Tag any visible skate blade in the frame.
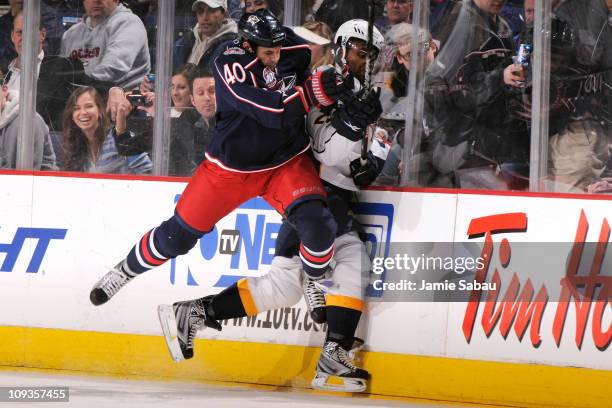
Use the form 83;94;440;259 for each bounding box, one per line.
311;373;366;393
157;304;185;362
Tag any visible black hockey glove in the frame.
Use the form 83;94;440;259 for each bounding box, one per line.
331;88;383;141
350;151;385;188
303;67;350;107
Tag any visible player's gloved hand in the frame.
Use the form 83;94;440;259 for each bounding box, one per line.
303;67;349;107
331;87;383;141
350;152;384;188
349;132;390;188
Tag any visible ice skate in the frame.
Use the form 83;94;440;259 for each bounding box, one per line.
90;263;134;306
302;276;327;324
311;340;369;392
158;296;222;361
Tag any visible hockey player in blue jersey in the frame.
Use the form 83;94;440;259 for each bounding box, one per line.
89;10;350;312
157;19;388;393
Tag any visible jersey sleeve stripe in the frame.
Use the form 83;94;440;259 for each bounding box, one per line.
215;61;285;114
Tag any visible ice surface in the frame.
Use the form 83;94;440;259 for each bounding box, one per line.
0;369;480;408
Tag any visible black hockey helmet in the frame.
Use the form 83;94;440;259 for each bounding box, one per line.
238;9;285;48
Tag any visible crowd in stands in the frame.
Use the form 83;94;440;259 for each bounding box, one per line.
0;0;610;193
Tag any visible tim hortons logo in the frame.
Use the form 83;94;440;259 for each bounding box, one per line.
462;211;611;351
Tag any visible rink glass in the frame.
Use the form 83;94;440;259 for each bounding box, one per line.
11;0;612;195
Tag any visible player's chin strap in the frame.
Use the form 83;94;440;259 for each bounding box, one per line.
361;0;377;164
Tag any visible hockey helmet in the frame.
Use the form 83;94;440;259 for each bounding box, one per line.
238;9;285;48
334;19;385;55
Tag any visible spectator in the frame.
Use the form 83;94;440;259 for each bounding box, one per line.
170;63;199;117
5;10;86;139
385;0;412;26
378;0;414;70
0;0;22;75
187;67;216;164
523;0;534;26
60;0;151;90
429;0;462;50
115;67;215;176
305;0;371;32
242;0;283;20
62;86;152;173
3;11;48;95
425;0;528;189
379;23;439;186
0;12;58;171
381;22;438;116
292;21;333;70
0;87;56;170
544;2;612;192
174;0;238;71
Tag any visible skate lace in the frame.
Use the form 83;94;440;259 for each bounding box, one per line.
100;268;130;297
187;301;206;348
304;278;326;310
337;347;358;371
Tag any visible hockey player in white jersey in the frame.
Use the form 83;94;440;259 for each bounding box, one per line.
303;18;387;392
158;19;387;393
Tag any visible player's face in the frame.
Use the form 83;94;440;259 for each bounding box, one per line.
257;46;281;69
83;0;119;20
72;91;101;134
245;0;267;13
171;74;192;109
387;0;412;24
345;39;369;82
196;4;225;37
191;77;216;121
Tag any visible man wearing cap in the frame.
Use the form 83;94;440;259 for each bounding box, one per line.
60;0;150;90
174;0;238;70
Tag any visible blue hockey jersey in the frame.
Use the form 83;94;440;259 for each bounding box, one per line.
205;28;313;172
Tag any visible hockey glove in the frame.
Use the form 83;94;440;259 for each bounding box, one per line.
349;135;390;188
331;88;383;141
303;67;349;107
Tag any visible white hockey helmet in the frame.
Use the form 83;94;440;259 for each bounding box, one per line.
334;19;385;55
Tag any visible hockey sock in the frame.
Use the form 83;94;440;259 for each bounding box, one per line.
206;283;248;320
326;306;362;350
124;227;170;275
288;200;337;279
124;216;201;275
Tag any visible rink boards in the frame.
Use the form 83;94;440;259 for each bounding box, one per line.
0;171;610;408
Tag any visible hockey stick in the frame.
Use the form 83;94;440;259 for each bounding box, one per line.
361;0;377;162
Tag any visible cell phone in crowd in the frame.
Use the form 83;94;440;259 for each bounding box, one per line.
127;94;147;107
147;73;156;85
